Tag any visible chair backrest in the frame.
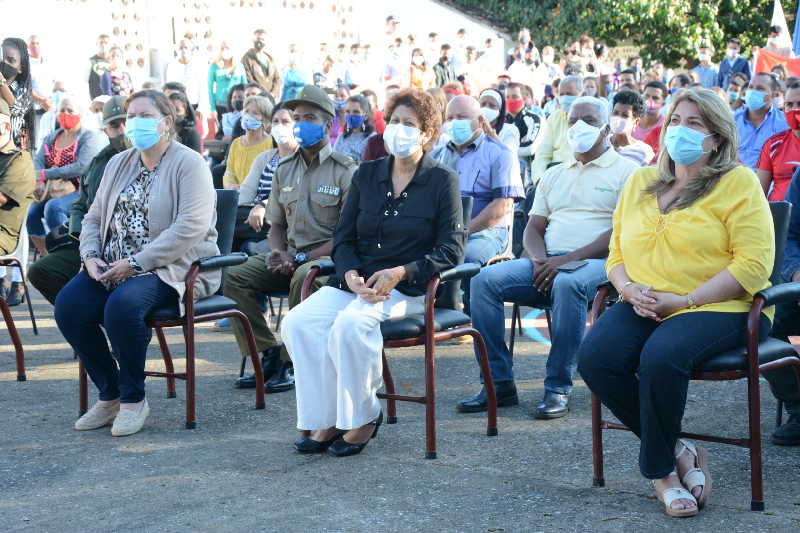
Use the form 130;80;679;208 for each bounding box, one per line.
435;196;473;310
769;201;791;285
215;189;239;256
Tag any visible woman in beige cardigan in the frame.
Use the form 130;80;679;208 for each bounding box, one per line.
54;90;219;437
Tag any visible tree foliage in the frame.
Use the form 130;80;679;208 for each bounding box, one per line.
447;0;781;67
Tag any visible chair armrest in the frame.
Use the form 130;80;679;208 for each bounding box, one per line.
756;282;800;307
311;260;336;277
196;252;248;272
439;262;481;283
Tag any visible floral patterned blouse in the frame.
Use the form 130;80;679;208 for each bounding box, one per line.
8;80;32;149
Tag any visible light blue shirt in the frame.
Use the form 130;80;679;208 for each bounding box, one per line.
734;106;789;169
693;64;718;88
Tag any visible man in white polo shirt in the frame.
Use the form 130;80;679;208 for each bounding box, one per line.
457;96;638;419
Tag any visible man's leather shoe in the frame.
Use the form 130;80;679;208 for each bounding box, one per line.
533;391;570;419
457;382;518;413
265;361;295;393
234;345;283;389
772;414;800;446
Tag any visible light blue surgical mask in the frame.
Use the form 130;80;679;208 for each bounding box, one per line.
241;114;263;131
665;125;712;166
446;119;476;146
293;121;326;147
558;94;577;113
125;116;163;151
744;89;767;111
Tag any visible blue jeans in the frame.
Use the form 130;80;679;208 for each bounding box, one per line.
462;226;508;315
470;257;607;394
54;271;178;403
26;191;79;237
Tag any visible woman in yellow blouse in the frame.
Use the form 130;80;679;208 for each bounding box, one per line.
223;95;273;189
577;89;774;518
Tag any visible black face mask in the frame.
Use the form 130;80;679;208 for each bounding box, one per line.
108;134;131;152
232;99;244;111
253;41;265;52
0;61;18;80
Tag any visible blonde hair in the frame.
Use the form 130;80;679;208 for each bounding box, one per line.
644;88;739;210
243;95;273;122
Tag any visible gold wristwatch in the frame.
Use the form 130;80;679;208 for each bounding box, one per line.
686;293;697;309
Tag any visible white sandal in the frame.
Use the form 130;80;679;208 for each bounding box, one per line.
653;475;699;518
675;439;712;509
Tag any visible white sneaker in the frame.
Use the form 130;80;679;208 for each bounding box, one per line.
111;400;150;437
74;401;120;431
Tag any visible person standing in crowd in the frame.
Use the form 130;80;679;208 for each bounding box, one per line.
242;29;282;102
693;45;718;89
531;75;583;183
727;72;748;111
27;35;52;115
56;90;219;438
505;82;542;187
281;58;308;102
717;38;751;89
0;99;35;301
577;88;774;517
333;95;374;163
432;95;523;314
100;46;133;97
223;95;273;190
1;37;35;151
765;25;793;58
609;90;655;166
88;34;111;100
28;96;129;305
632;81;667;141
735;72;788;169
460;96;637;417
283;88;463;457
409;48;434;90
223;85;356;392
168;91;201;153
207;41;247;124
433;45;456;88
756;81;800;200
28;97;102;260
164;39;207;118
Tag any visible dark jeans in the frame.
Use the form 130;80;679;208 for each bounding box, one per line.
765;302;800;416
54;271;178;403
577;302;770;479
28;246;81;305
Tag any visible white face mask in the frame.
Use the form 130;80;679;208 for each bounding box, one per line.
480;106;500;123
609;116;629;135
271;124;295;145
725;48;738;58
412;55;424;66
698;53;710;62
383;123;422;159
567;119;604;153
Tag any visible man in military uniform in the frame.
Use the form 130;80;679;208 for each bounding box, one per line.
225;85;356;392
0;99;35;299
241;29;282;102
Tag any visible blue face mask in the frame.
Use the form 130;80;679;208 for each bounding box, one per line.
446;119;476;146
744;89;767;110
125;117;163;151
727;90;740;103
334;99;346;113
345;114;365;130
241;114;263;131
558;94;577;113
293;121;326;147
665;125;711;166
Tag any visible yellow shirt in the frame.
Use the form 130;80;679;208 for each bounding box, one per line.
531;109;572;184
607;165;775;320
223;136;273;186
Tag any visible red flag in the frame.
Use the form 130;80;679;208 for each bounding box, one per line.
754;47;800;76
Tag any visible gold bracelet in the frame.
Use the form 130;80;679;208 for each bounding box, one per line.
686;293;697;309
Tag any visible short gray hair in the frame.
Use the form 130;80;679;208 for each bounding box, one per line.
569;96;609;126
560;75;584;93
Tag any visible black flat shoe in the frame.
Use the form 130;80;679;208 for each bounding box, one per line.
328;411;383;457
773;415;800;446
5;282;24;307
265;361;295;393
294;432;344;454
532;391;570;419
457;382;518;413
234;345;283;389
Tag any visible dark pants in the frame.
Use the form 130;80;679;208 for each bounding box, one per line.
54;271;178;403
27;246;81;305
764;302;800;416
211;163;226;190
577;302;770;479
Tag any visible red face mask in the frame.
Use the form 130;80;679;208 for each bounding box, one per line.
506;98;525;114
786;109;800;131
57;112;80;130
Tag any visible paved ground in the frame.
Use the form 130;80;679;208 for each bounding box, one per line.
2;288;800;533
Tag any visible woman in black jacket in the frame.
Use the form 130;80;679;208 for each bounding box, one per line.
168;91;201;153
282;89;464;457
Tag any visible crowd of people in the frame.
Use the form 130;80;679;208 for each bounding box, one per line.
2;17;800;519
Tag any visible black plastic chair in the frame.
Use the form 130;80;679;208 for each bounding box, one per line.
78;189;265;428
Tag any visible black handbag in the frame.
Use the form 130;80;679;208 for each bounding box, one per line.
45;223;79;253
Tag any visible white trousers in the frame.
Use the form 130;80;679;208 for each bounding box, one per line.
282;286;425;430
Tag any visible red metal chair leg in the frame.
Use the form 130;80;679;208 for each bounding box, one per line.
381;350;397;424
154;326;177;398
6;259;38;336
183;324;197;429
234;312;265;410
1;296;25;381
424;335;437;459
591;394;605;487
471;329;498;437
78;359;88;416
746;372;765;511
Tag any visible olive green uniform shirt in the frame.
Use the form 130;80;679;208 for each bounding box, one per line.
0;143;35;255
